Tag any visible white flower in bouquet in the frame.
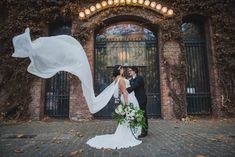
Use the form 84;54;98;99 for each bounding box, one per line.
115;105;125;115
129;116;135;120
113;102;146;133
130;110;135;117
136;117;142;122
124;106;131;113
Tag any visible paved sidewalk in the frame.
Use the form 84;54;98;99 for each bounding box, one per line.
0;118;235;157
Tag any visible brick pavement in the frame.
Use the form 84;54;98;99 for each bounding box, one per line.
0;118;235;157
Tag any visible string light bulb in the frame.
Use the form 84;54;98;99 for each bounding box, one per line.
79;12;85;18
84;9;91;15
114;0;119;4
90;6;96;12
144;0;150;6
126;0;131;4
108;0;113;5
101;1;108;7
96;3;102;9
132;0;137;3
156;4;162;10
167;9;173;16
150;2;156;8
120;0;125;4
138;0;144;4
161;7;167;13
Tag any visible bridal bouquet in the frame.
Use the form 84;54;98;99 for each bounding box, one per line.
113;103;146;131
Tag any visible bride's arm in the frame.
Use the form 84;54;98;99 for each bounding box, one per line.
119;79;129;105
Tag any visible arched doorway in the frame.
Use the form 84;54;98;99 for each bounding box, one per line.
44;18;71;118
94;21;161;118
182;16;212;114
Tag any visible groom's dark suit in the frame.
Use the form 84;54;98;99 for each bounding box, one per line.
126;75;148;136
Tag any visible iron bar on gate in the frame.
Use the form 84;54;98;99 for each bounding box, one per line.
184;39;211;114
94;38;161;118
44;72;70;117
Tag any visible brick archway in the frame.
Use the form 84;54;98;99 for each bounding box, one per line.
93;19;161;118
72;10;186;120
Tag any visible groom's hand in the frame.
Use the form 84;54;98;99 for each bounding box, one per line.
126;87;133;93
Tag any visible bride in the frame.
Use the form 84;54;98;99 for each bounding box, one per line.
12;28;142;149
86;65;142;149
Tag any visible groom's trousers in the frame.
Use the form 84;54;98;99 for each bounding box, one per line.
140;103;148;135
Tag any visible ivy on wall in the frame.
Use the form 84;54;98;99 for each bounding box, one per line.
0;0;234;120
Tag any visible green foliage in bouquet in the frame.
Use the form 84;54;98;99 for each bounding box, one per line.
112;102;146;131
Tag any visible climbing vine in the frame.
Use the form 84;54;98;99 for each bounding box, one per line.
0;0;234;120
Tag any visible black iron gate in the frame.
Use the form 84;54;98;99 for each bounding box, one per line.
45;72;70;117
185;39;211;114
44;21;71;117
94;38;161;118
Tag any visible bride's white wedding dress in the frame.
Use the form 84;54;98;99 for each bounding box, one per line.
12;28;142;149
86;79;142;149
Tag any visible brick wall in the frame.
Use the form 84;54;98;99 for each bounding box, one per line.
69;28;94;120
29;79;43;120
161;41;186;119
26;1;233;120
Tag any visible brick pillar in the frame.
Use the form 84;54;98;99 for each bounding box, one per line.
69;77;92;121
29;78;44;120
206;19;224;117
69;28;94;120
160;41;186;119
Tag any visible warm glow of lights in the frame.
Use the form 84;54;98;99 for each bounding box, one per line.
85;9;91;15
101;1;108;7
96;3;102;9
108;0;113;5
132;0;137;3
161;6;167;13
90;6;96;12
118;51;129;63
156;4;162;10
79;0;174;19
79;12;85;18
150;2;156;8
167;9;173;16
120;0;125;3
114;0;119;4
138;0;144;4
144;0;150;6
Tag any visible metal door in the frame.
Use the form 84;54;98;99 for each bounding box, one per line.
182;22;211;114
94;23;161;118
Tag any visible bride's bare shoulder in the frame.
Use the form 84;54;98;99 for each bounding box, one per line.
115;76;125;83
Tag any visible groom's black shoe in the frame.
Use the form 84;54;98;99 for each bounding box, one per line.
138;133;147;138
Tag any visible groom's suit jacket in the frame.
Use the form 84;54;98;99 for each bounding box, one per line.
126;75;147;108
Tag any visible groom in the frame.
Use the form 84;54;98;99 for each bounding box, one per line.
126;66;148;138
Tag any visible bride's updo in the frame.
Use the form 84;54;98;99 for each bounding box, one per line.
113;65;122;77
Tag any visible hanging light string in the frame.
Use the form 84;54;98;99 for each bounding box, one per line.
79;0;174;20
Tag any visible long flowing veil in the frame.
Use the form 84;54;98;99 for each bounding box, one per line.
12;28;119;113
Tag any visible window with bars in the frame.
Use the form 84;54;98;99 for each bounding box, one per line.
182;18;212;114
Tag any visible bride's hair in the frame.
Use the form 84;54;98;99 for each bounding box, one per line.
113;65;122;77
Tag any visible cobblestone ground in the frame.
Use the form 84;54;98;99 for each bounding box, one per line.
0;118;235;157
